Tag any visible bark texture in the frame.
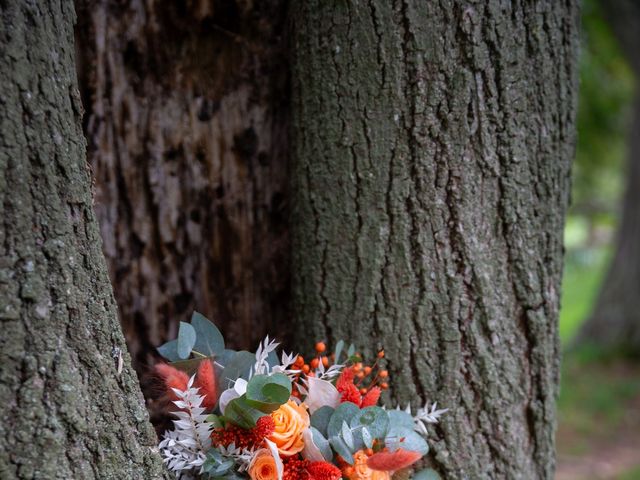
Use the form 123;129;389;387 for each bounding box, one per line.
74;0;289;373
578;0;640;353
0;1;165;477
291;2;578;479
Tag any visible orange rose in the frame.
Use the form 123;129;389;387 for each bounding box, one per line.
268;400;310;456
249;449;279;480
344;450;391;480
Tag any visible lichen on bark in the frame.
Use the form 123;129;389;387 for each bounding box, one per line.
0;1;166;477
290;1;579;478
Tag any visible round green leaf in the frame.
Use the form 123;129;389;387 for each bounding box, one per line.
350;406;389;439
387;409;415;430
177;321;196;359
310;427;333;461
327;402;359;438
311;406;334;437
192;312;225;356
413;469;442;480
223;394;265;429
329;435;354;464
246;373;292;412
218;349;237;367
346;406;389;451
385;427;429;455
220;351;255;389
157;339;180;361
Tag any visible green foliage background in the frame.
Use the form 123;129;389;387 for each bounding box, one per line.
560;0;635;342
557;2;639;477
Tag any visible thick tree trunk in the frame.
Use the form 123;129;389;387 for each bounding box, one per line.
290;2;579;479
578;0;640;353
74;0;289;375
0;1;165;477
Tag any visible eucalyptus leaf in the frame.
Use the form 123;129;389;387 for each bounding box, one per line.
334;340;344;362
192;312;225;356
341;420;354;449
327;402;359;438
157;339;180;361
413;469;442;480
329;435;354;464
385;427;429;455
387;409;416;430
350;406;389;440
347;344;355;357
177;321;196;359
311;406;334;437
310;427;333;461
362;426;373;449
220;351;255;389
218;349;237;367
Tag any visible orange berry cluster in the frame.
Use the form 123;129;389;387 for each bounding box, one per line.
352;349;388;393
291;342;330;397
291;343;390;398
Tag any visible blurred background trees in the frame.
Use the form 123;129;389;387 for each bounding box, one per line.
575;0;640;354
559;0;635;342
557;1;640;478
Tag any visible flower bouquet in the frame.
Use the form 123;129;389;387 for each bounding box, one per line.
154;312;446;480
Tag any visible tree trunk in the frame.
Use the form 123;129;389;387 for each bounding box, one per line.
577;0;640;353
290;2;579;479
73;0;290;376
0;1;165;477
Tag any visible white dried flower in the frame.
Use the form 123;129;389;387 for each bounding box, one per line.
414;402;448;436
315;362;343;380
252;336;280;376
159;376;213;478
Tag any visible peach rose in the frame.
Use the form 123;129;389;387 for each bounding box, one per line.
249;449;279;480
344;450;391;480
268;400;310;456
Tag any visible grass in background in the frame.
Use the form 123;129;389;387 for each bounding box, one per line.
557;217;640;478
558;354;640;452
560;216;612;343
618;467;640;480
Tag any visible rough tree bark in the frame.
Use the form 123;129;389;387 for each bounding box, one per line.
577;0;640;353
290;2;578;479
0;1;165;477
74;0;290;375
